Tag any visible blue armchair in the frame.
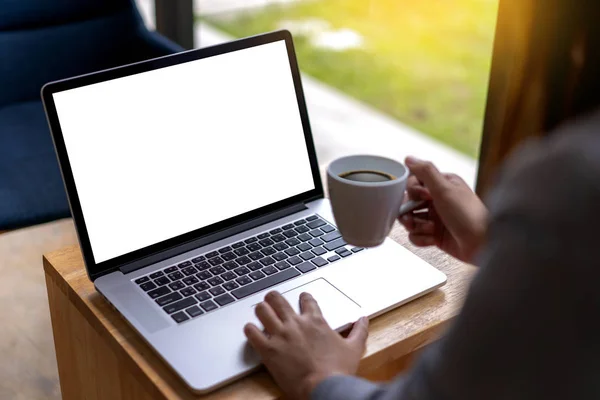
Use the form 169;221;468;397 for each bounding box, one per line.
0;0;183;230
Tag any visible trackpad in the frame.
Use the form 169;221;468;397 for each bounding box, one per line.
281;279;363;331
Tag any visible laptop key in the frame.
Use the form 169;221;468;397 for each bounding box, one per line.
309;238;324;247
297;262;317;273
222;252;236;261
156;292;183;306
324;238;347;252
249;271;266;281
297;243;312;252
312;247;327;256
327;255;341;262
282;223;294;230
274;242;288;251
275;261;291;270
168;271;184;281
321;231;342;242
272;234;286;243
186;306;204;318
182;266;198;276
306;215;318;221
197;271;212;280
269;228;282;234
224;261;238;271
222;281;239;291
249;251;265;261
312;257;328;267
164;266;178;274
234;247;250;256
209;266;226;275
208;277;224;286
182;276;199;286
321;225;335;233
148;286;171;299
140;281;157;291
191;256;205;263
169;281;185;291
309;229;324;237
236;276;252;286
244;237;258;244
163;297;197;314
231;268;301;299
154;276;170;286
195;291;211;302
307;219;326;229
352;247;365;253
149;271;164;279
336;247;348;255
206;251;219;258
236;256;251;265
298;233;312;242
257;233;270;240
135;276;149;284
172;311;189;323
200;300;218;312
288;256;303;265
234;266;251;276
181;287;197;297
219;246;232;254
259;238;274;247
285;237;301;246
221;271;237;281
214;293;235;306
283;229;298;238
295;225;310;234
209;286;225;296
195;261;211;271
273;252;288;261
209;256;224;266
261;247;276;256
262;266;278;275
177;261;192;268
340;250;352;258
232;241;245;249
248;262;262;271
193;282;210;292
260;257;276;266
294;219;306;226
247;243;262;252
300;252;315;261
285;247;300;256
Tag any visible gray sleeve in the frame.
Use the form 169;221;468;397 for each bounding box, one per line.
313;114;600;400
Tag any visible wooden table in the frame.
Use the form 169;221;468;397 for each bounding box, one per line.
43;221;476;399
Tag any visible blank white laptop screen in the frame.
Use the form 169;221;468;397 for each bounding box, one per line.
52;40;315;263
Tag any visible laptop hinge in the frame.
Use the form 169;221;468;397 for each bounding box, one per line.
119;202;308;275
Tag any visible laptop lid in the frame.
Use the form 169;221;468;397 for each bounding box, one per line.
42;30;323;281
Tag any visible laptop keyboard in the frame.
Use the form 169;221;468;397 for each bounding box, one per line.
132;215;365;324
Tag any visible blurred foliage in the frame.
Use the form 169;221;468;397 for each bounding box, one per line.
205;0;499;157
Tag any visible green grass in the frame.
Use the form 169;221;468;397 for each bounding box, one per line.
203;0;498;158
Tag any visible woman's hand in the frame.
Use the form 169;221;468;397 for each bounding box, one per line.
400;157;488;263
244;291;369;400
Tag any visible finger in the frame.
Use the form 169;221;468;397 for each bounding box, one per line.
408;233;436;247
346;317;369;352
244;323;270;352
265;291;296;321
255;302;284;334
299;292;323;317
411;219;435;235
399;213;431;230
405;157;448;196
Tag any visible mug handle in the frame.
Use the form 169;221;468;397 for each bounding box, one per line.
399;200;427;217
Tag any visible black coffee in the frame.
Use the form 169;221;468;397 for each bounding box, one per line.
339;170;396;183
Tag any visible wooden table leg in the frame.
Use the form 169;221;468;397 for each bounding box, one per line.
45;272;153;400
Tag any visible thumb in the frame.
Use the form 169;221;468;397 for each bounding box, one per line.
405;157;447;195
347;317;369;352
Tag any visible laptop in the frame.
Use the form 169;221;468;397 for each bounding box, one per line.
41;30;447;393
